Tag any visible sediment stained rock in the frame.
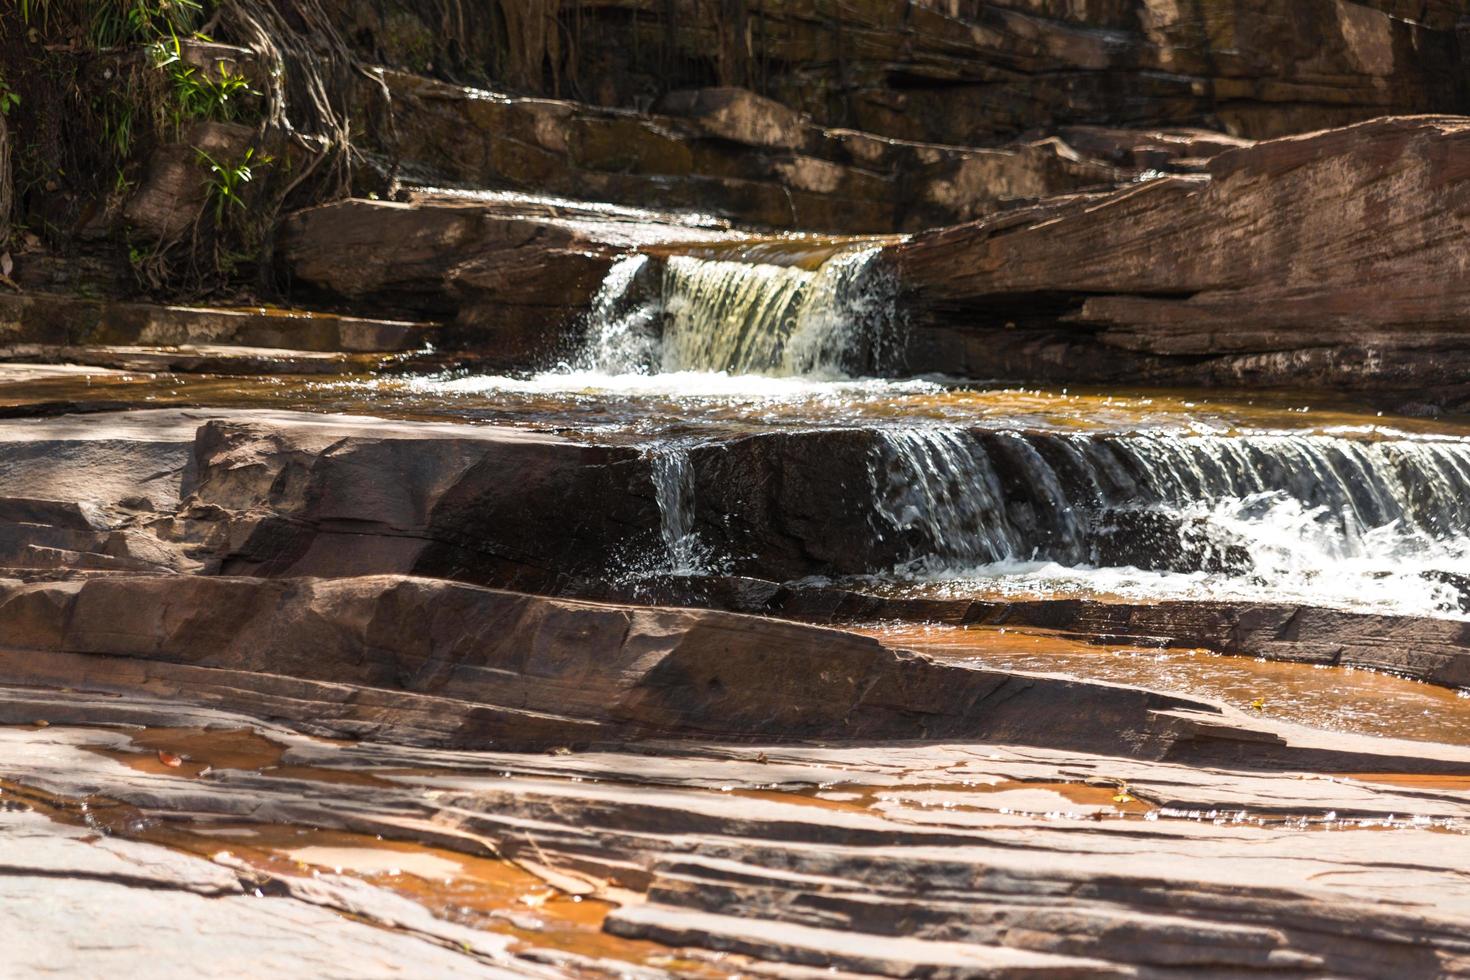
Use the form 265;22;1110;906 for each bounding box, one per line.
4;714;1470;977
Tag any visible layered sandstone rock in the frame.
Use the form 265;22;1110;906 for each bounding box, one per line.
375;71;1127;233
892;116;1470;411
325;0;1470;145
4;705;1470;977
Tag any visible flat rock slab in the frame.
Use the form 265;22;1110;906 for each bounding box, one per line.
0;290;437;353
3;713;1470;978
0;343;396;375
0;810;532;978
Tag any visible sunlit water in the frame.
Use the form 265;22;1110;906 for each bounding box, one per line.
10;244;1470;620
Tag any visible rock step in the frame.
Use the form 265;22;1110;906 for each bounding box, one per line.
4;408;1470;691
373;71;1141;234
0;290;438;354
3;571;1469;776
600;575;1470;692
0;344;410;376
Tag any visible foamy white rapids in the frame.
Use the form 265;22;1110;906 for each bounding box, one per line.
867;426;1470;620
430;369;940;401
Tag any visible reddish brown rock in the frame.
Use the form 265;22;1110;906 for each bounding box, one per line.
325;0;1470;145
374;72;1126;234
279;196;732;362
891;117;1470;410
0;571;1232;755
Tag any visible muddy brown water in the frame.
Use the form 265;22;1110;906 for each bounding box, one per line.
862;623;1470;745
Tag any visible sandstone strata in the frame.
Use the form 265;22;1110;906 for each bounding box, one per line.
892;117;1470;410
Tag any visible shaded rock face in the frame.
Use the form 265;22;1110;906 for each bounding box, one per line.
11;411;1464;595
326;0;1470;146
374;71;1127;234
892;117;1470;410
184;417;662;592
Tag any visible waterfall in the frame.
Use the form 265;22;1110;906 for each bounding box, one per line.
578;246;897;378
648;446;716;575
868;427;1470;615
576;254;661;374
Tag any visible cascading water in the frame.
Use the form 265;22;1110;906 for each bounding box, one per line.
576;254;661;375
867;426;1470;617
432;236;1470;620
577;246;898;379
645;445;723;577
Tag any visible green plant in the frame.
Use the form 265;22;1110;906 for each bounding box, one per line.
0;78;18;117
196;145;268;223
150;34;256;124
17;0;205;48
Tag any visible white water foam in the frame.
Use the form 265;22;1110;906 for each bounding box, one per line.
866;426;1470;619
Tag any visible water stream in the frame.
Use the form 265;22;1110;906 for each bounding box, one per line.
863;427;1470;617
574;245;898;378
12;243;1470;619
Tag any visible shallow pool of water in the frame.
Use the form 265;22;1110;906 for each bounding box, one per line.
863;623;1470;744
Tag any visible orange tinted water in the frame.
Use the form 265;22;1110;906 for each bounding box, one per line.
860;624;1470;745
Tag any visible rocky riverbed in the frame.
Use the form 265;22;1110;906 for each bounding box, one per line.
4;1;1470;976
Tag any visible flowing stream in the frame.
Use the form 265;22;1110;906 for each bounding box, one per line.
575;245;898;378
437;245;1470;618
33;242;1470;619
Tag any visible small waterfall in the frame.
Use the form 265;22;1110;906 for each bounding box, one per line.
648;447;716;575
576;254;661;374
867;427;1470;614
578;246;897;378
870;428;1024;565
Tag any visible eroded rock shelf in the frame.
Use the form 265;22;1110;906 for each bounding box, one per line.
3;0;1470;976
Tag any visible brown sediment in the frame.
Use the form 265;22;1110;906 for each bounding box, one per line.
736;778;1155;817
79;727;399;789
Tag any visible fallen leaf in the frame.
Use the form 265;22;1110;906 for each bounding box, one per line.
1250;697;1266;712
157;750;184;768
549;746;572;756
754;752;769;764
1112;793;1134;804
31;720;48;728
0;252;12;277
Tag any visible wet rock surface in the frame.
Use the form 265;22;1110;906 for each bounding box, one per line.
6;2;1470;974
2;706;1470;978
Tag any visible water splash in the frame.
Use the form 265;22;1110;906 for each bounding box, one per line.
648;446;719;576
867;426;1470;618
576;254;661;374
